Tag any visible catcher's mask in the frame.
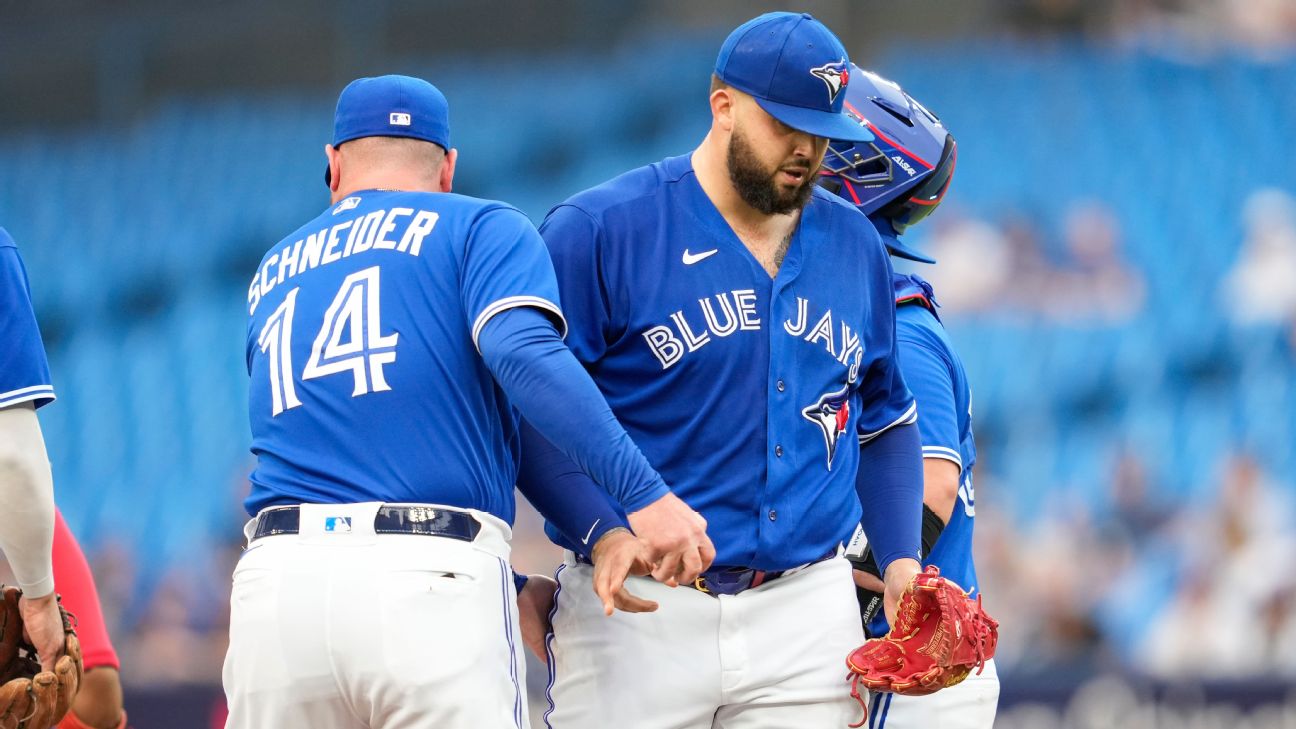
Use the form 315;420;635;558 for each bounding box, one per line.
818;66;956;261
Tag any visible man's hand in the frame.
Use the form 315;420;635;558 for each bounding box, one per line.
626;492;715;587
590;528;658;616
516;574;558;663
18;592;64;672
881;558;922;628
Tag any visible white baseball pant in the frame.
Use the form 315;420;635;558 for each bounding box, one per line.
861;659;999;729
223;502;528;729
543;552;865;729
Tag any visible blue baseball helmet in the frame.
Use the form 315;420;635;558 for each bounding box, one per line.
817;66;956;263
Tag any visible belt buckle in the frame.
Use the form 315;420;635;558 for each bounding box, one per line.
692;575;712;594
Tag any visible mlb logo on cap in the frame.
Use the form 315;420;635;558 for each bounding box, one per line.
389;112;412;126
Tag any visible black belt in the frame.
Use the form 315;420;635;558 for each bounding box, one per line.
251;505;481;543
690;566;785;596
575;549;836;597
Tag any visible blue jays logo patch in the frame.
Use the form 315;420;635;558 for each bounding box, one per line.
802;383;852;469
803;349;863;469
810;60;850;105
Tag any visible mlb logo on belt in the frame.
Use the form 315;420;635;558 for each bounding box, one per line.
389;112;412;126
324;516;352;533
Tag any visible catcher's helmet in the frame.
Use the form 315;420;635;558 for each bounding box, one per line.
818;66;956;263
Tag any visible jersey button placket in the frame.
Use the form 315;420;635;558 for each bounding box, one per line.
776;379;785;392
774;444;783;457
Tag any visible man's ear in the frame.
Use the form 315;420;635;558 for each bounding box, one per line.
326;144;344;193
440;148;458;193
710;88;736;133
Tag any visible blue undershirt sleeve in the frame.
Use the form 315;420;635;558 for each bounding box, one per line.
478;305;670;512
855;421;923;576
517;419;629;559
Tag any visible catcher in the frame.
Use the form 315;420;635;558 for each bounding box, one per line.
818;68;999;728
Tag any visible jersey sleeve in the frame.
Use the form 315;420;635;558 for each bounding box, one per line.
895;313;962;468
855;254;916;443
538;204;613;365
461;206;567;351
0;233;55;410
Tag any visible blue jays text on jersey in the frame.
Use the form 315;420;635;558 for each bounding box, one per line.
0;228;56;410
540;154;916;573
866;273;980;635
245;190;565;522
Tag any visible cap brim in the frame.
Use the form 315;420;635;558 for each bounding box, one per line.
753;96;874;142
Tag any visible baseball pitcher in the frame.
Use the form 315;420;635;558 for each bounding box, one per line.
528;14;928;728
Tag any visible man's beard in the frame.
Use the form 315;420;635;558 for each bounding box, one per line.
727;127;816;216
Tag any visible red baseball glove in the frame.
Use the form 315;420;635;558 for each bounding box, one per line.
845;566;997;727
0;586;82;729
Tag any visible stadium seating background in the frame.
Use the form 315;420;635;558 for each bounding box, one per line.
1;11;1294;726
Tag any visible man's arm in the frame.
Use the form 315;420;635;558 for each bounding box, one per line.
516;418;629;557
854;310;967;631
479;307;714;586
0;403;66;671
479;306;666;508
515;420;659;615
0;403;55;597
895;319;964;556
460;206;712;584
853;421;924;627
923;458;959;523
853;456;954;631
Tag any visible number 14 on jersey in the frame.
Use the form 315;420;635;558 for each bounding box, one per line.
258;266;398;416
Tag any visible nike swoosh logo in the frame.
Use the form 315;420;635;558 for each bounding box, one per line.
682;248;719;265
581;518;601;545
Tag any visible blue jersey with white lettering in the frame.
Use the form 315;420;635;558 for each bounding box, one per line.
245;190;565;521
0;228;55;410
867;273;979;635
540;155;915;572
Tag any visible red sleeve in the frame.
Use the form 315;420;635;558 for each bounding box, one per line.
52;510;120;671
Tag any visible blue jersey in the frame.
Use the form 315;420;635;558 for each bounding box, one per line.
0;229;55;410
540;155;915;572
867;273;979;635
245;190;565;521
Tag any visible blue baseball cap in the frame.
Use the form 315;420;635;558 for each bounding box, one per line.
715;12;873;143
325;74;451;185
